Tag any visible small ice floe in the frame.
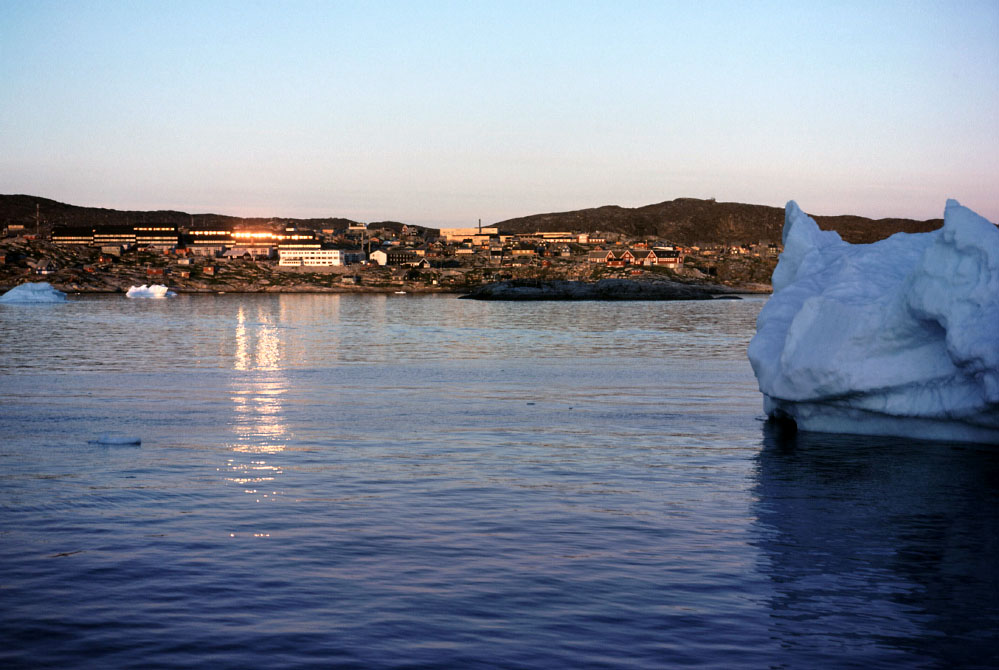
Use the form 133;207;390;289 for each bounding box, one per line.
91;434;142;446
126;284;176;298
0;282;67;304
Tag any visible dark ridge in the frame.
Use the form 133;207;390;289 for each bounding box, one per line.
0;195;437;236
495;197;943;245
2;194;942;245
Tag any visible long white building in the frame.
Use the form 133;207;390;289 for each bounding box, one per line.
278;248;364;267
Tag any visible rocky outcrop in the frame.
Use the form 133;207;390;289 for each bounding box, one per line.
460;278;725;301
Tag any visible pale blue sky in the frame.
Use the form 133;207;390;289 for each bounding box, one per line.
2;0;997;225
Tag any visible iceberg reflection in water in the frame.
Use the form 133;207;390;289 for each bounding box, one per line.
1;294;996;668
753;423;999;668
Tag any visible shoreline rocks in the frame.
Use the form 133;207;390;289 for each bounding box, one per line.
2;274;766;298
460;278;730;301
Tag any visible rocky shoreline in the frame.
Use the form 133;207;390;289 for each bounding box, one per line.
60;283;460;295
459;278;738;301
2;277;766;299
1;237;772;298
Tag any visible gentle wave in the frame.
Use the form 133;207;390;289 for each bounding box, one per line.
1;295;996;669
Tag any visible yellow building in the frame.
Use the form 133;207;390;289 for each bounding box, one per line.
439;226;499;242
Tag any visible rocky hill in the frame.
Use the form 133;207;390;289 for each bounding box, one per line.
1;194;942;245
0;194;246;230
495;198;943;245
0;195;428;236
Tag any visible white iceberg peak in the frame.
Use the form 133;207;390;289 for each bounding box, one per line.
748;200;999;444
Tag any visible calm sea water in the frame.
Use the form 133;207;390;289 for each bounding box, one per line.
1;293;997;669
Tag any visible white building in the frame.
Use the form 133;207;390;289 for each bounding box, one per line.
279;248;347;267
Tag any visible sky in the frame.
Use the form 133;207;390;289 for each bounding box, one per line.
2;0;997;226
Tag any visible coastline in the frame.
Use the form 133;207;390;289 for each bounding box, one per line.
459;278;746;301
1;231;777;298
1;277;771;297
0;239;773;298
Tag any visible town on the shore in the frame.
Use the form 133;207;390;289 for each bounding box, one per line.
0;216;781;294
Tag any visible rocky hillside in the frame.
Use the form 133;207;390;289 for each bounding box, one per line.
0;195;428;236
2;194;942;245
496;198;943;245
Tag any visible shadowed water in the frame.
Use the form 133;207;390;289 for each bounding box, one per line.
0;294;995;669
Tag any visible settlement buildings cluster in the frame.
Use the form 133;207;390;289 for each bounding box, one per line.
39;220;709;271
9;215;785;287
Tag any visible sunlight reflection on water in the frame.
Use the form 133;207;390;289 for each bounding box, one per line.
3;295;994;669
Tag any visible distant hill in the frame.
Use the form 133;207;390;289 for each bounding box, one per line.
495;198;943;245
0;195;434;237
0;194;243;230
1;194;942;245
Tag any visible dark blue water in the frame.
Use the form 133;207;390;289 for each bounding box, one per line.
1;294;996;669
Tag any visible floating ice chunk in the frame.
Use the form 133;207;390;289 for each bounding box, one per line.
748;200;999;444
0;282;67;303
126;284;176;298
92;434;142;446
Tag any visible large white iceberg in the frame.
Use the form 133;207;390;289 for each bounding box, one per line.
748;200;999;444
0;282;67;303
126;284;176;298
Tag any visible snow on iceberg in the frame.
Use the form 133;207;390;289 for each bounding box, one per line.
126;284;176;298
748;200;999;444
0;282;67;303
